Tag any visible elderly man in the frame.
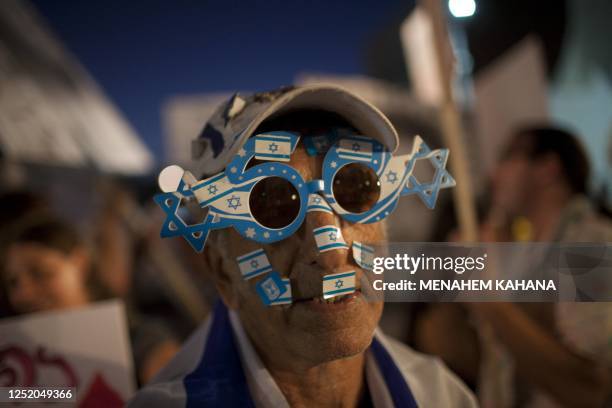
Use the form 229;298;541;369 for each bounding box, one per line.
130;85;476;407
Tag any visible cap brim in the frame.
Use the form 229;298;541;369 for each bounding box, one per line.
195;84;399;176
244;84;398;151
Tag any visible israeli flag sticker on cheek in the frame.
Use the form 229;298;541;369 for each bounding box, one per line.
256;271;288;306
236;249;273;280
352;241;374;271
323;271;356;299
313;225;348;252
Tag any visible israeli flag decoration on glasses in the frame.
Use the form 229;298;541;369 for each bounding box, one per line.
322;134;455;225
154;129;455;255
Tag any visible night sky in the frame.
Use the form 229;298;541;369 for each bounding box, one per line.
30;0;410;159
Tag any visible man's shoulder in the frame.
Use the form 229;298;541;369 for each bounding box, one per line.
375;331;478;408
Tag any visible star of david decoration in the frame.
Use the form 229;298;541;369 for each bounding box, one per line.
227;195;242;210
154;192;210;252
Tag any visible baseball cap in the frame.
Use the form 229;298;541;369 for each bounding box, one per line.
191;84;399;177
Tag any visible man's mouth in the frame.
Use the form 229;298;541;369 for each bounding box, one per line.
292;289;361;308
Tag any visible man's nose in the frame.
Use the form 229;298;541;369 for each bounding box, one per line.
302;209;351;273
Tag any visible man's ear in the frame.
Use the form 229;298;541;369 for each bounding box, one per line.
201;238;240;310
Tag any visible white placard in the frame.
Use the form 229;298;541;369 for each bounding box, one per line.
0;300;135;405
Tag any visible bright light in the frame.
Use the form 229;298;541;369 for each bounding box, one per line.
448;0;476;18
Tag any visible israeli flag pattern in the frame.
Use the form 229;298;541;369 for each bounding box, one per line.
307;193;333;214
313;225;348;252
269;278;292;305
352;241;374;270
322;270;356;299
336;136;374;162
236;248;273;280
190;172;234;208
255;271;288;306
254;132;294;162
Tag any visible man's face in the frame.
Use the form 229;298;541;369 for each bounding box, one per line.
206;143;385;369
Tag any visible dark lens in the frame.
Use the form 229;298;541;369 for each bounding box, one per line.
249;176;301;229
332;163;381;214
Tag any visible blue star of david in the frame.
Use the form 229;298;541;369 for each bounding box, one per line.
227;195;242;210
313;196;322;204
207;184;218;195
329;232;337;241
351;142;361;152
154;192;210;252
268;142;279;153
385;171;398;184
335;280;344;289
250;259;259;269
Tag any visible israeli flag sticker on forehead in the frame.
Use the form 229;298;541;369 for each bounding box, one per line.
269;278;292;306
323;271;356;299
313;225;348;252
254;131;297;162
352;241;374;271
256;271;288;306
307;194;333;214
236;248;273;280
337;136;374;162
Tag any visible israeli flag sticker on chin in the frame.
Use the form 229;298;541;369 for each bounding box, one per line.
352;241;374;271
323;271;356;299
236;249;273;280
256;271;288;306
313;225;348;252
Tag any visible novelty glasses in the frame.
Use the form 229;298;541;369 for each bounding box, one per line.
155;130;455;252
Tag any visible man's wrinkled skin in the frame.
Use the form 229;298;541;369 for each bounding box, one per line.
202;143;385;406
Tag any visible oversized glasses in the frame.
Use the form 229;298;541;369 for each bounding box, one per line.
155;130;455;252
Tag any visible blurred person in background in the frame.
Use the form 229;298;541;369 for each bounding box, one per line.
0;193;180;385
415;125;612;407
131;85;477;407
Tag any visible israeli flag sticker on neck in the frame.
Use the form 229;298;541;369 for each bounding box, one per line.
313;225;348;252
